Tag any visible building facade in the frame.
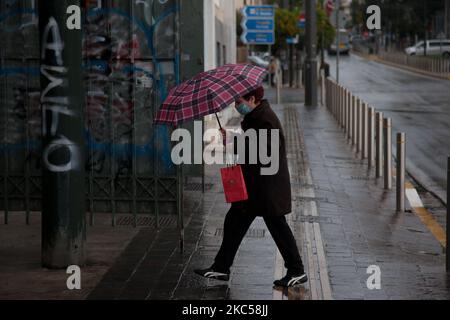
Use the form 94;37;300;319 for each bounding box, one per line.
203;0;238;131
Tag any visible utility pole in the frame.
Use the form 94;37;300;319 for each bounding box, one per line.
283;0;294;87
40;0;86;268
446;0;449;38
424;0;428;56
336;0;340;83
305;0;318;107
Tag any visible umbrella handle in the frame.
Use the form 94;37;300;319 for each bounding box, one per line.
215;113;223;131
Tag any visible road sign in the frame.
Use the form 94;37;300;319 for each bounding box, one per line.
325;0;334;16
286;36;299;44
242;5;275;19
241;32;275;45
241;5;275;45
298;12;305;29
242;19;274;31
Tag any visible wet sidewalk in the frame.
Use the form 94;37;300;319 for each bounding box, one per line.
3;88;448;300
296;103;450;300
88;88;331;300
88;88;450;300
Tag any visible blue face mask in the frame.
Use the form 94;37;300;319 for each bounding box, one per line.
236;103;253;116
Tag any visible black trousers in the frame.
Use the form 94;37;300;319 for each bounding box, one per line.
212;204;304;275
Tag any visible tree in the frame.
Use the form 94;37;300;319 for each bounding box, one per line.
317;3;335;51
273;7;301;53
356;0;445;47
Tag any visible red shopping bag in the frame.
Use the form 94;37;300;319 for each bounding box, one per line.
220;165;248;203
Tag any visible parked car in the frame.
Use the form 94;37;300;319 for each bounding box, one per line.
328;29;351;55
405;40;450;58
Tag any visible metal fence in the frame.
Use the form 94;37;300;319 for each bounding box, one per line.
0;0;181;226
379;52;450;78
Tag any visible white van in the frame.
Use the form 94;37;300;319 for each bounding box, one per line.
405;40;450;58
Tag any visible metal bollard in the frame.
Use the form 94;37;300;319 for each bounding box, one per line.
331;82;334;113
447;156;450;271
347;91;352;141
352;95;357;146
329;80;332;110
346;91;350;139
332;82;335;116
338;86;341;125
396;133;405;212
340;87;344;129
342;89;347;132
376;112;383;178
368;107;375;168
335;83;338;118
384;118;392;190
342;88;346;129
276;67;281;104
362;103;368;160
357;99;362;154
321;70;325;106
339;87;343;128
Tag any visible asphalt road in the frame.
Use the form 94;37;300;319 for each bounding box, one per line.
326;53;450;203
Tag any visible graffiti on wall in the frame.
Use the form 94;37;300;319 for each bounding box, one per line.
0;0;179;179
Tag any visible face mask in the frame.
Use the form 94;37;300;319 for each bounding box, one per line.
236;103;253;116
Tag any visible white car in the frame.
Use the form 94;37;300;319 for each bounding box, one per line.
405;40;450;58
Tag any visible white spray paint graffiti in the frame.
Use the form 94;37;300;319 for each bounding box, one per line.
41;16;81;172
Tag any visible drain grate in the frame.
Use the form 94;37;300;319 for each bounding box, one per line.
185;183;214;191
215;228;265;238
292;215;332;224
349;176;372;181
342;175;372;181
116;215;177;227
326;155;354;161
295;196;329;202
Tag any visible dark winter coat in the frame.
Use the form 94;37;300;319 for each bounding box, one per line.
232;99;292;217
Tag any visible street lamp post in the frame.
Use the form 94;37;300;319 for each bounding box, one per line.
336;0;340;83
305;0;318;107
39;0;86;268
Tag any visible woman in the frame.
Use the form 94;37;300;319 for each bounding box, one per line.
268;57;277;87
195;86;307;288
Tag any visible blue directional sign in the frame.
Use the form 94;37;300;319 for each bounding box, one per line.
242;5;275;19
243;19;274;31
242;32;275;45
286;36;298;44
241;5;275;45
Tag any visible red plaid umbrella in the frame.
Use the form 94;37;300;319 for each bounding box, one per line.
154;64;267;127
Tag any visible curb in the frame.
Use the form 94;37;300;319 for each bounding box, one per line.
405;182;447;248
352;51;450;81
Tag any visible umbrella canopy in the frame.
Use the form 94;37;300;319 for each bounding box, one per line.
154;64;267;127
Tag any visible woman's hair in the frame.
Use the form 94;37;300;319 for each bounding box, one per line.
242;86;264;104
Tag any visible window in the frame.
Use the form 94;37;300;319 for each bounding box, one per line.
217;42;221;66
223;45;226;65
